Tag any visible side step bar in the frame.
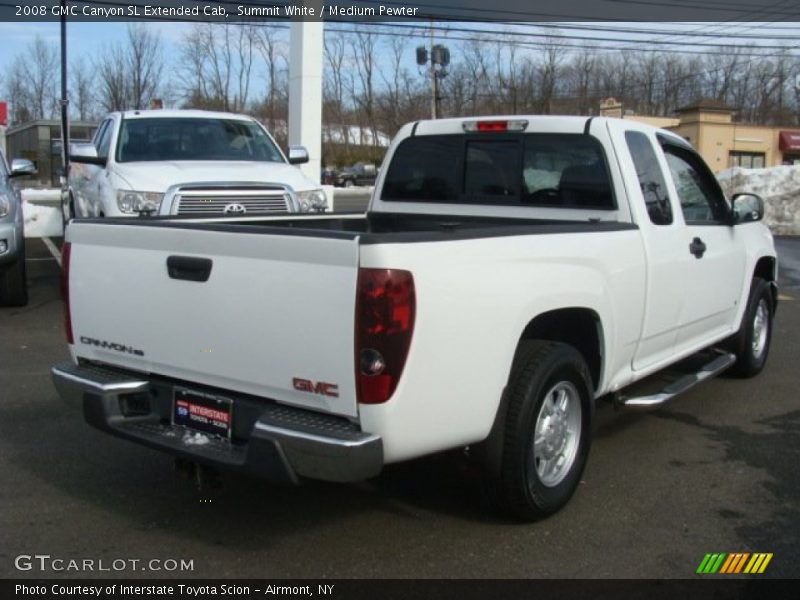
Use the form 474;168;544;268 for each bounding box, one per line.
615;352;736;411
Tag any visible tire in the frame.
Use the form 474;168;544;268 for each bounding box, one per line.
0;243;28;307
727;277;773;378
484;341;592;520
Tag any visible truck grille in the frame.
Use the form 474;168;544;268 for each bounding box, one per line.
173;186;292;216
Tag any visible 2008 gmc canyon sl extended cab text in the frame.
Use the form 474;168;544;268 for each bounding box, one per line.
52;116;777;519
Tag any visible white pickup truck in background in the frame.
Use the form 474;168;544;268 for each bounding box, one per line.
53;116;777;520
66;109;328;219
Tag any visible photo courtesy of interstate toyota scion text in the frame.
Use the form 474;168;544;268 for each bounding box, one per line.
52;116;777;519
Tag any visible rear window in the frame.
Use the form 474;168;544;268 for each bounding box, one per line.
381;133;615;209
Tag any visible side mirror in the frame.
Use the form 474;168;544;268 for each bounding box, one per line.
731;193;765;224
9;158;37;178
287;146;309;165
70;143;107;167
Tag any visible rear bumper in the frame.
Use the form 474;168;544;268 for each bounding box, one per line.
51;361;383;484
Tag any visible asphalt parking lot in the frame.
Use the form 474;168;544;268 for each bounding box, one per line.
1;236;798;579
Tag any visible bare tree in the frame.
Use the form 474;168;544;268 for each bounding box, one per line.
126;24;164;109
378;36;422;133
96;44;129;112
494;37;521;113
568;46;597;115
536;35;565;114
180;23;254;112
254;25;287;132
323;32;352;161
96;24;164;111
461;38;492;114
2;35;58;123
70;57;97;120
4;58;34;123
349;30;378;146
634;52;662;115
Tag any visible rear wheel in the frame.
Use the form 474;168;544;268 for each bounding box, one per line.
0;243;28;307
727;277;773;378
484;341;592;520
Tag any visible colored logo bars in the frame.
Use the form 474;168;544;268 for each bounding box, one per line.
697;553;773;574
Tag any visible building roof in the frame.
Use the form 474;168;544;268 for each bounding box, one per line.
675;98;735;113
6;119;99;135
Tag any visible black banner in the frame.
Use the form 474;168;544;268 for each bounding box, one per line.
4;579;800;600
3;0;800;22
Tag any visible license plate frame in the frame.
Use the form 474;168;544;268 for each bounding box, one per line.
172;387;233;440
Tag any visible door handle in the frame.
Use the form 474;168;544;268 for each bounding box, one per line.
167;256;213;282
689;237;707;259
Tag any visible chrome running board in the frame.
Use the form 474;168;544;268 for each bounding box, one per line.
615;352;736;411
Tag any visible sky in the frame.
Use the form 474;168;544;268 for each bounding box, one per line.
0;20;191;70
1;20;799;111
2;19;799;75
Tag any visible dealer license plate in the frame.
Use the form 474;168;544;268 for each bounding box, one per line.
173;388;233;440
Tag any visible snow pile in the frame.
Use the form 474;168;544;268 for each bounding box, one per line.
718;166;800;235
20;188;63;238
21;188;62;203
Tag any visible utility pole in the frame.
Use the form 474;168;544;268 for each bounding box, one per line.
416;37;450;119
429;26;436;119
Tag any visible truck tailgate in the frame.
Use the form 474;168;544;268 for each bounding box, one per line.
66;222;360;418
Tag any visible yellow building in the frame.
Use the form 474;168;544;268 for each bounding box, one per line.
599;98;800;173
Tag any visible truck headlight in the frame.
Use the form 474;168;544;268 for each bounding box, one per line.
0;193;10;218
296;189;328;213
116;190;164;215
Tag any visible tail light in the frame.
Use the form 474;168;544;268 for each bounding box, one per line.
355;268;415;404
61;242;74;344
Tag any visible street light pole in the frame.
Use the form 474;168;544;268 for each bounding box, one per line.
59;1;69;193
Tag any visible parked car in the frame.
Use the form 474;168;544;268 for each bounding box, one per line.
333;162;378;187
53;116;776;520
0;153;36;306
320;166;337;186
65;109;328;219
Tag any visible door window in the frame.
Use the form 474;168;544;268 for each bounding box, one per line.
662;145;729;224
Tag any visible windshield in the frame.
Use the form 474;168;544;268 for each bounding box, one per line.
116;118;285;163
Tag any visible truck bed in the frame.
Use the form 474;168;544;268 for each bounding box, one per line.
74;212;637;244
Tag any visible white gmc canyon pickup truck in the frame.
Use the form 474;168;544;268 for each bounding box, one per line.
52;116;777;519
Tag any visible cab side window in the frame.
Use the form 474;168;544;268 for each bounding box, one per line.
625;131;672;225
662;144;729;224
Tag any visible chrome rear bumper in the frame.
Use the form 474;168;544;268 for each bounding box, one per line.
52;361;382;484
